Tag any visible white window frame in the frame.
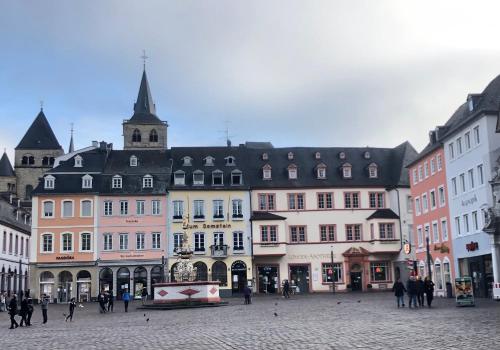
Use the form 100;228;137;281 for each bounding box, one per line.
103;233;113;251
478;164;484;185
472;211;479;232
368;164;378;178
212;170;224;186
104;200;113;216
432;221;439;243
412;169;418;184
455;216;461;235
231;170;243;185
438;185;445;207
143;175;153;188
193;171;204;185
342;165;352;179
119;233;128;250
424;161;429;178
451;177;457;196
112;175;122;189
213;199;224;219
415;197;421;216
232;199;243;219
61;199;74;218
429;189;436;210
42;200;55;218
120;200;129;216
194;200;205;219
60;232;74;253
82;174;93;189
136;200;145;216
174;171;185;186
263;166;272;180
79;232;92;252
152;232;161;249
448;143;454;159
80;199;93;217
173;200;183;219
464;131;471;150
473;125;480;145
136;233;145;250
468;169;475;190
130;155;138;167
152;200;161;215
459;173;466;193
441;218;448;241
456;137;462;155
437;154;442;171
430;157;436;175
418;165;423;181
288;167;298;180
422;193;428;213
41;232;54;253
74;155;83;167
44;175;55;190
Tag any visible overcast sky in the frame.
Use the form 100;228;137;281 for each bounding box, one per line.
2;1;500;162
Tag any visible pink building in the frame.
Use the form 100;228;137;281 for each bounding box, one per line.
408;139;455;297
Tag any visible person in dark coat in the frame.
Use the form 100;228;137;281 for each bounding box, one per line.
98;290;107;313
406;276;418;308
416;276;425;307
392;278;407;308
8;294;19;329
107;290;114;312
26;296;33;326
19;296;29;327
283;280;290;299
424;277;435;307
141;287;148;305
65;298;76;322
41;293;49;324
243;285;252;305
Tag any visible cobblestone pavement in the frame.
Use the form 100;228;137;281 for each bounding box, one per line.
0;293;499;350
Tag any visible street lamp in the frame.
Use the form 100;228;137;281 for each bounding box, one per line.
330;247;335;295
426;236;432;278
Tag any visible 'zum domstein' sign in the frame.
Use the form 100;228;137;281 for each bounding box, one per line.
182;222;232;230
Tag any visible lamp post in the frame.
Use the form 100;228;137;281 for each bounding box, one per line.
330;247;335;295
426;236;432;278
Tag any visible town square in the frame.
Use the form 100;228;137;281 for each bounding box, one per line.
2;1;500;349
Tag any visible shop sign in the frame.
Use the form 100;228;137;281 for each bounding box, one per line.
461;194;478;207
125;218;139;223
403;243;411;254
182;223;232;230
56;256;74;260
120;253;145;258
433;243;450;253
288;254;330;260
466;241;479;252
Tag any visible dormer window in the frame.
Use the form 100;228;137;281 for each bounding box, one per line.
174;171;185;186
339;152;346;160
287;152;294;160
212;170;224;186
342;163;352;179
182;156;193;166
288;164;298;180
204;156;215;166
193;170;204;185
44;175;55;190
130;155;138;167
112;175;122;189
231;169;243;185
263;164;272;180
368;163;378;178
262;153;269;160
225;156;236;166
82;174;93;189
315;152;321;159
74;155;83;167
143;174;153;188
316;163;327;179
364;151;371;159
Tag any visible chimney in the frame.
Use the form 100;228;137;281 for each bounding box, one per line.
92;141;98;147
99;141;107;150
9;193;13;204
429;130;437;145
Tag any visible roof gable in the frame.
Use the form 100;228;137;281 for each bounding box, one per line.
0;152;15;177
16;110;62;150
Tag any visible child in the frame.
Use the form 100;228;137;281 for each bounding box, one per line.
65;298;76;322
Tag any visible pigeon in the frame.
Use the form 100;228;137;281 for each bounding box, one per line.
62;313;67;317
274;312;278;317
144;314;146;317
337;302;341;305
274;302;278;306
357;300;361;303
146;318;149;323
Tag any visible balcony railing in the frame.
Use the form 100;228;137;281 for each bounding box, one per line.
210;244;229;258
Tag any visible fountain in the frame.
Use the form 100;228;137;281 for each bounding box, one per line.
142;217;226;309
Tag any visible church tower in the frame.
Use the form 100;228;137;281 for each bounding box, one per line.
123;68;168;150
14;109;64;199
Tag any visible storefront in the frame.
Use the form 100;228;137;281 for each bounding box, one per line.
134;267;147;299
289;264;310;293
76;270;92;302
257;265;279;294
231;260;247;294
458;254;493;298
116;267;130;300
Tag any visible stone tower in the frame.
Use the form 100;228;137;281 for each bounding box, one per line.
123;69;168;150
0;151;16;193
14;109;64;199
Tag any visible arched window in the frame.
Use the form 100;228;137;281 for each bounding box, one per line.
149;129;158;142
132;129;141;143
99;268;113;293
212;261;227;286
28;156;35;165
42;156;49;166
21;156;28;165
193;262;208;281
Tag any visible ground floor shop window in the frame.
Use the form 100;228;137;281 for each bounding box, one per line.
39;271;55;301
443;260;451;284
321;263;342;283
77;270;92;302
435;261;443;290
212;261;227;286
370;262;390;282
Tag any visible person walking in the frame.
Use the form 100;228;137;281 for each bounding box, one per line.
122;289;130;312
8;294;19;329
283;280;290;299
19;295;29;327
392;278;407;308
65;298;76;322
243;285;252;305
141;287;148;305
416;276;425;307
424;277;435;308
406;276;418;308
0;292;6;312
41;293;49;324
98;289;107;314
107;290;114;312
26;296;33;326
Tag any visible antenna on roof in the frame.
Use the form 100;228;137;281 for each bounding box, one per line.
218;120;235;147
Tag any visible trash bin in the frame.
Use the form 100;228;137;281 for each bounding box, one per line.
446;282;453;298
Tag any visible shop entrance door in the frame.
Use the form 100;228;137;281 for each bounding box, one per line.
231;261;247;294
290;265;310;293
350;272;362;291
258;266;278;293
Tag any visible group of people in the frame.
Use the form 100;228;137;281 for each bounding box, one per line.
392;275;435;308
97;289;115;313
1;292;39;329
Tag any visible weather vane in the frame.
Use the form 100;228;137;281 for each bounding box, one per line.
40;100;44;111
141;49;149;69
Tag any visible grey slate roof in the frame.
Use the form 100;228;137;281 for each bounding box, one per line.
16;110;62;150
250;212;287;221
366;208;400;220
0;197;31;234
0;152;15;177
127;70;163;125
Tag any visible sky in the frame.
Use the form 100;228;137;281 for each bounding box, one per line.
2;1;500;163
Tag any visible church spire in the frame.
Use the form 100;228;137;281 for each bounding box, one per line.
134;68;157;116
68;123;74;153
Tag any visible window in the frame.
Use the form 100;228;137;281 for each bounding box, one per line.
194;233;205;252
412;169;418;184
459;173;466;193
14;235;18;255
369;192;385;209
174;171;185;186
193;171;204;185
103;234;113;251
212;171;223;185
213;200;224;219
143;175;153;188
194;200;205;219
225;156;236;166
422;193;428;212
136;200;145;215
74;155;83;167
8;233;12;254
262;164;272;180
233;231;244;251
315;152;321;159
441;219;448;241
455;216;461;235
322;263;342;283
81;200;92;217
44;175;55;189
288;165;297;179
104;201;113;216
288;193;305;210
213;232;224;248
451;177;457;196
290;226;306;243
62;200;73;218
149;129;158;142
152;232;161;249
173;200;183;219
370;262;390;282
231;170;243;185
437;154;443;171
472;211;479;231
346;224;362;241
204;156;215;166
317;165;327;179
288;152;294;160
2;231;6;253
407;195;413;213
368;163;378;178
320;225;336;241
62;233;73;252
81;233;91;251
438;186;445;207
180;156;192;166
379;223;394;239
418;166;423;181
42;234;53;252
132;129;141;142
136;233;145;250
424;225;430;243
443;260;451;285
415;197;421;216
262;153;269;160
417;226;423;247
456;138;462;155
130;155;138;167
120;201;128;215
260;226;277;242
430;190;436;209
430;158;436;174
43;201;54;218
424;162;429;178
432;221;439;243
473;126;480;144
173;233;183;252
342;163;352;178
22;155;35;165
317;193;333;209
119;233;129;250
232;199;243;218
468;169;475;190
465;132;471;150
20;237;24;256
344;192;360;209
478;165;484;185
463;214;470;233
82;175;93;189
258;194;275;210
152;200;161;215
449;143;454;159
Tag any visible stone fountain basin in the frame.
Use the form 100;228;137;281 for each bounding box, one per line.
152;281;222;304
